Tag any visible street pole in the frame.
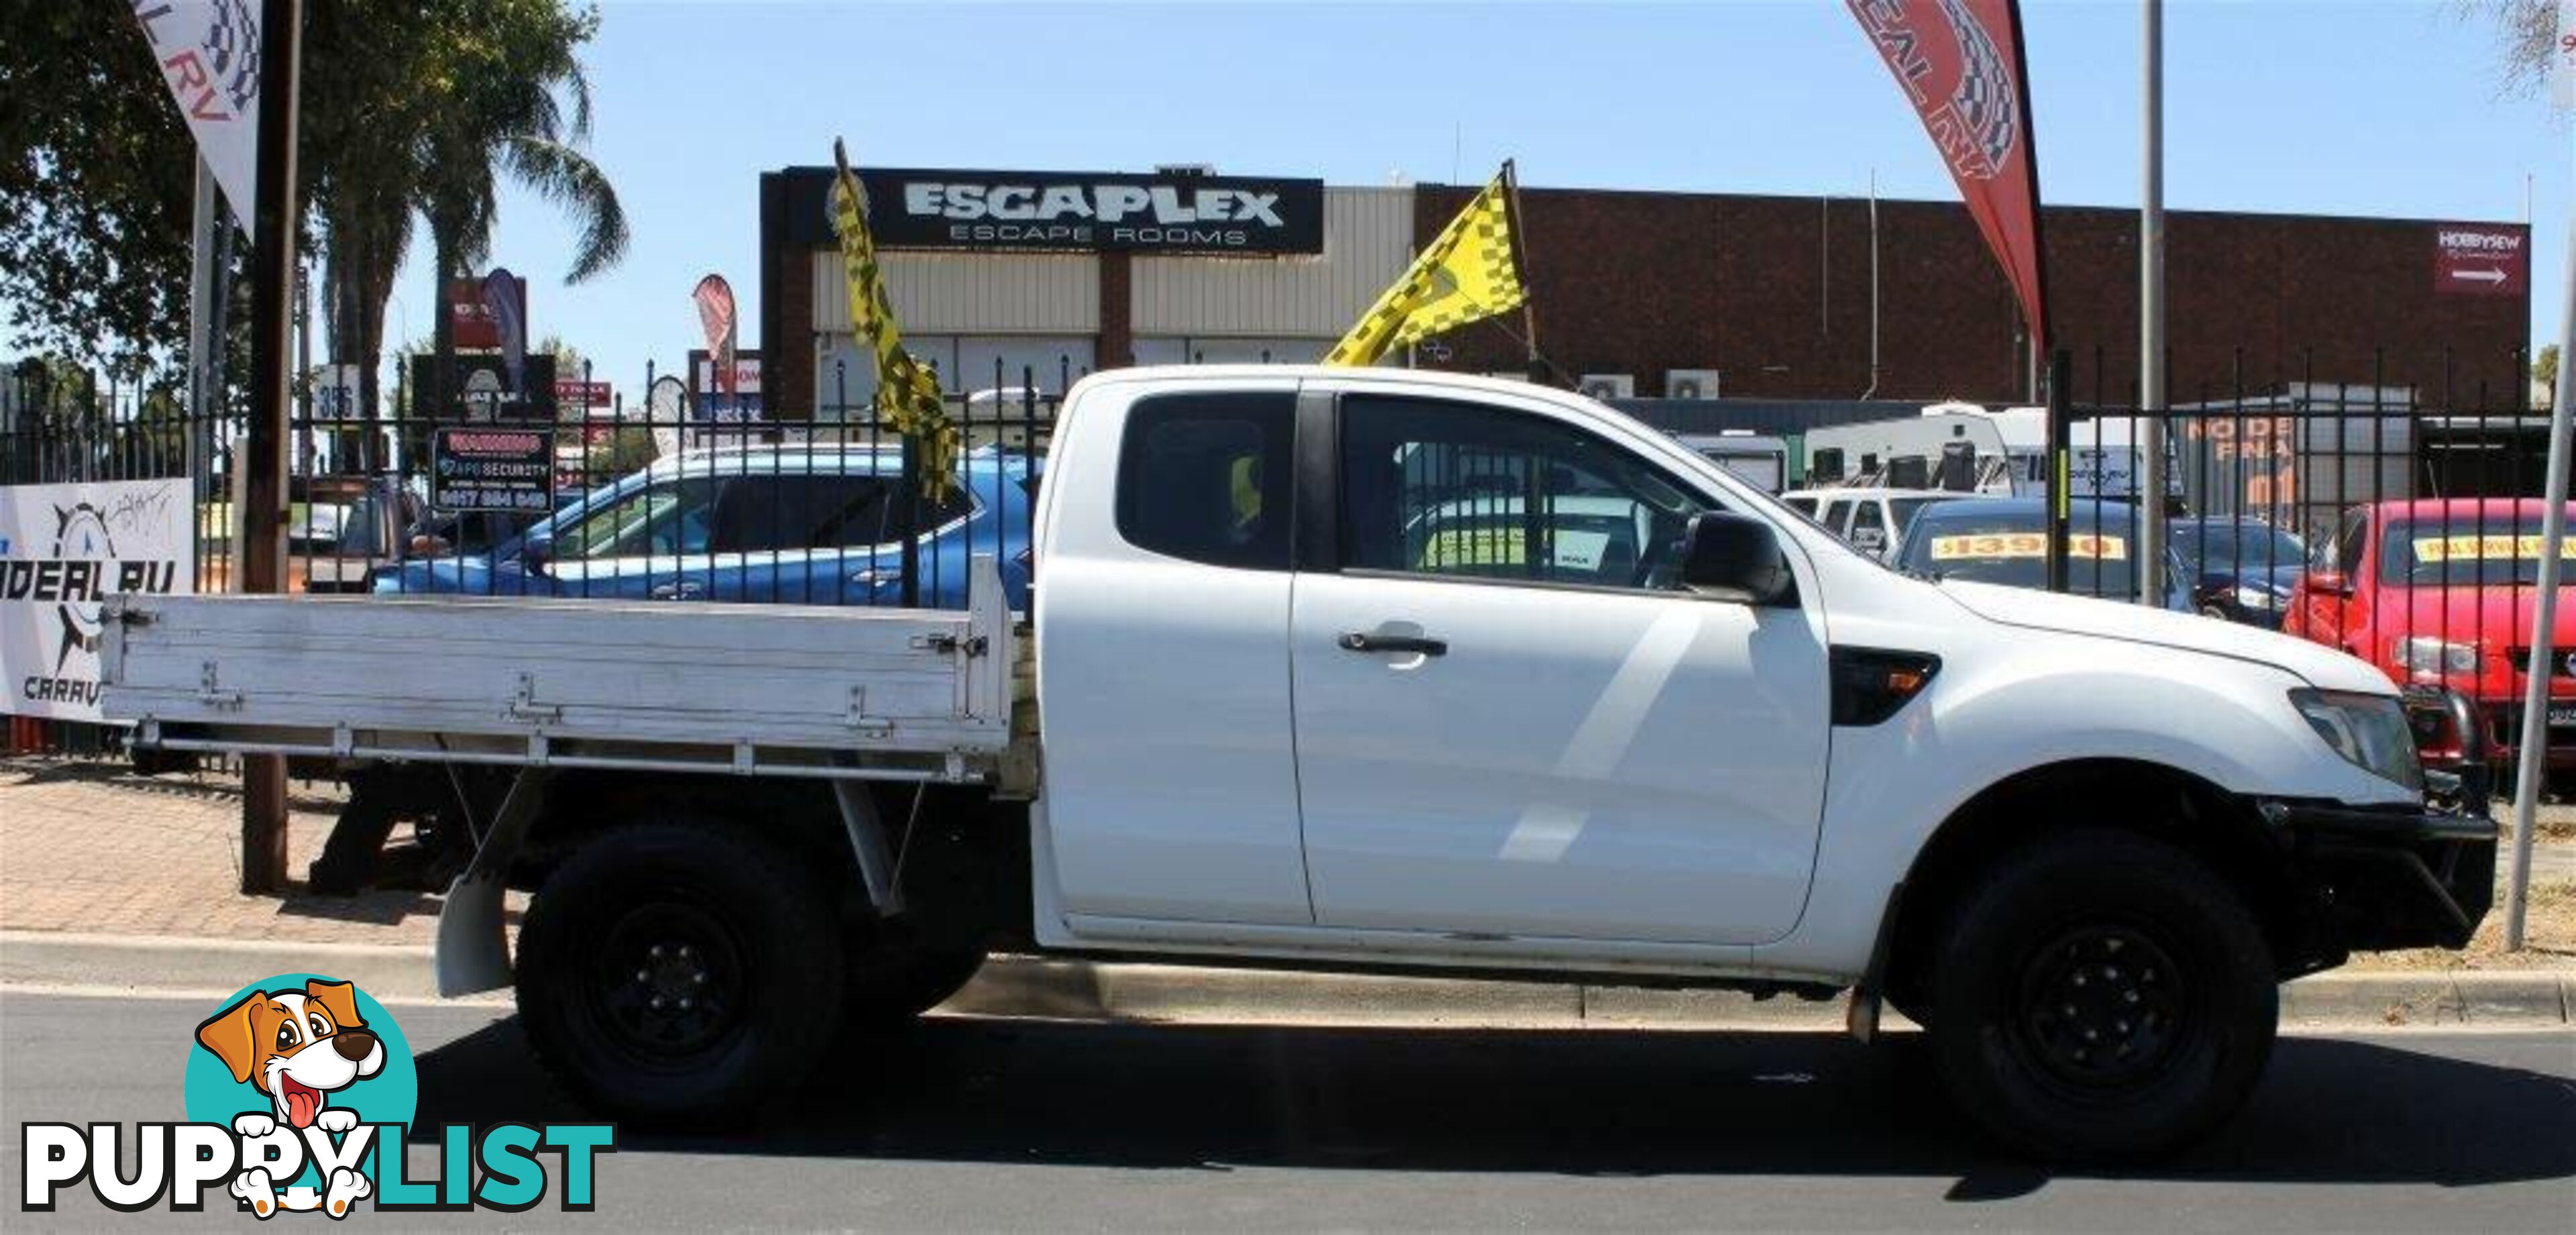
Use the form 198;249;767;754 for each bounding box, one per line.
241;0;304;894
2506;207;2576;951
184;157;220;506
2136;0;2167;605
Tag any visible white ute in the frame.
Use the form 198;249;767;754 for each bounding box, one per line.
101;367;2496;1161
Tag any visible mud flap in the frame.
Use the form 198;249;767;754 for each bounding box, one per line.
433;769;550;997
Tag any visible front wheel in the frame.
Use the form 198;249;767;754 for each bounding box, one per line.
516;820;845;1124
1925;829;2277;1162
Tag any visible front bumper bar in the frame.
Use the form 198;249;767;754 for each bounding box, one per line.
2263;799;2498;958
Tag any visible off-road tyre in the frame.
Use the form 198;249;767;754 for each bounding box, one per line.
1925;828;2277;1163
516;820;845;1125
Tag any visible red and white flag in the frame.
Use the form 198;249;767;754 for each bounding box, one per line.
692;274;737;396
128;0;264;229
1847;0;2050;354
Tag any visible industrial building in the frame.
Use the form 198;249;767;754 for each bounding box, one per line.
757;164;2532;419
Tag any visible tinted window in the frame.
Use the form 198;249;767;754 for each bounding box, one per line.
1784;496;1817;517
710;472;975;554
1888;498;1937;540
2335;510;2369;575
1851;501;1886;539
1821;500;1853;535
1116;392;1295;570
1340;396;1711;591
559;478;718;559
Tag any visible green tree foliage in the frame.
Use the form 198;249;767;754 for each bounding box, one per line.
0;1;623;410
0;3;204;370
2452;1;2563;99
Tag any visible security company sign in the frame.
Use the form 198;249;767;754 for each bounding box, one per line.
784;167;1326;255
2432;225;2528;297
0;479;192;722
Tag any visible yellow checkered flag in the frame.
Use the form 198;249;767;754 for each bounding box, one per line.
831;139;961;502
1324;165;1527;367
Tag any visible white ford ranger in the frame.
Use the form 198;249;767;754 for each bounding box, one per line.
101;367;2494;1161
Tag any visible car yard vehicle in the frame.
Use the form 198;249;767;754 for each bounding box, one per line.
2283;498;2576;773
1780;487;1964;561
1672;431;1790;494
101;367;2489;1163
1894;496;2194;611
2171;517;2308;628
374;444;1036;609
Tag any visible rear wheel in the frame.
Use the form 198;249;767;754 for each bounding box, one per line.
1925;828;2276;1162
516;820;844;1124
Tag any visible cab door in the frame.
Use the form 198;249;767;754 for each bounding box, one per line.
1034;384;1313;925
1289;392;1831;946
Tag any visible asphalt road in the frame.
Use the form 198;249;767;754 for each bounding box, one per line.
3;991;2571;1231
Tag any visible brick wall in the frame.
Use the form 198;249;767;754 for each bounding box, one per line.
1416;184;2532;406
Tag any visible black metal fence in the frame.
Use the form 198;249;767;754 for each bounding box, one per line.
1;350;1074;754
2030;347;2563;760
3;352;1073;608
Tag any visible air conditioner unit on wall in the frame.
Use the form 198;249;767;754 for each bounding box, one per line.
1578;374;1635;400
1666;369;1723;400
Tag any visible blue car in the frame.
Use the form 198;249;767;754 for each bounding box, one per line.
375;445;1036;610
2169;516;2308;629
1893;496;2194;612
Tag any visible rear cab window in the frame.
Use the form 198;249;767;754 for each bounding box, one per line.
1115;391;1297;570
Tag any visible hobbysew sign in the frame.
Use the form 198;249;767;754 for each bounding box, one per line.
0;478;191;721
2432;225;2528;298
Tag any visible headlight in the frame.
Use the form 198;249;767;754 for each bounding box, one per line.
2290;689;2423;792
2233;584;2282;610
2392;637;2478;676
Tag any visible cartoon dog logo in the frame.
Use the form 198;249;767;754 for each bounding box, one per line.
195;979;385;1216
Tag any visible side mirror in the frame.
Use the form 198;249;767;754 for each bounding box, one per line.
521;533;555;576
1680;512;1797;606
2304;569;2351;598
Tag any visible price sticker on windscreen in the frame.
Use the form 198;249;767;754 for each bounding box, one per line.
1417;527;1612;570
2412;535;2576;563
1929;533;2128;561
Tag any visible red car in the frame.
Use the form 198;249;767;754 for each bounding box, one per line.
2284;498;2576;773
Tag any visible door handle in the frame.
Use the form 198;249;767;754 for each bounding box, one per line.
651;582;706;600
1339;631;1448;657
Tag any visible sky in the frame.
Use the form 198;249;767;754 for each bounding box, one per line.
180;1;2576;395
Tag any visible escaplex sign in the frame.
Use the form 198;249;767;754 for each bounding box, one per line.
784;166;1326;255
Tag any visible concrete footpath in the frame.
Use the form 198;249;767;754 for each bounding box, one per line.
4;756;2571;1032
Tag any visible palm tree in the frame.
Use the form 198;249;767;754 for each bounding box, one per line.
302;3;625;425
416;3;629;423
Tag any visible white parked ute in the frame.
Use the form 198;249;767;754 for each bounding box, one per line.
100;367;2493;1161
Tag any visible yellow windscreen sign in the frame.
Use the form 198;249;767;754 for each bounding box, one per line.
2412;534;2575;563
1419;527;1611;571
1928;532;2129;561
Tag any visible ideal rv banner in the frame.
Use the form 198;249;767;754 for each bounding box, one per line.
1847;0;2051;353
0;479;193;721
